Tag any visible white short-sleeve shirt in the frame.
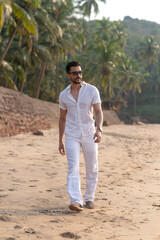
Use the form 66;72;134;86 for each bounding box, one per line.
59;81;101;137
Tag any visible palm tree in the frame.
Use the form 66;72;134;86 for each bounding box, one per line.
111;20;127;49
84;19;122;97
32;43;52;98
77;0;106;19
138;36;160;107
4;39;28;91
0;0;39;67
115;56;146;114
138;36;159;73
49;0;84;102
29;0;67;99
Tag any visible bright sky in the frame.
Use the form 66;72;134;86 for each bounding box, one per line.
91;0;160;24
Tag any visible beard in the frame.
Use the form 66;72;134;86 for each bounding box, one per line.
71;77;82;84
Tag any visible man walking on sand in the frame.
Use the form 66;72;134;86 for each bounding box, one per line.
58;61;103;211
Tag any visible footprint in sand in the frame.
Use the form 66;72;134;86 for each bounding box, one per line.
14;225;22;229
45;172;57;176
6;238;16;240
9;169;17;172
50;219;61;223
24;228;36;234
0;215;11;222
0;194;8;198
60;232;81;239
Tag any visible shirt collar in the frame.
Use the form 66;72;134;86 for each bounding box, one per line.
67;81;87;92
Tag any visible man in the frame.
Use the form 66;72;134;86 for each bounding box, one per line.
59;61;103;212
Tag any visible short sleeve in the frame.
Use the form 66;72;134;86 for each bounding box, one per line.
59;93;67;110
92;87;101;105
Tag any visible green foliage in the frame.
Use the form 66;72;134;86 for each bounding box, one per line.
11;2;38;37
0;60;17;90
0;2;4;31
77;0;106;18
1;2;160;122
122;16;160;122
24;0;42;8
123;16;160;52
127;103;160;123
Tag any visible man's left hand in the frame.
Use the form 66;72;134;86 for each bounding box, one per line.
93;130;102;143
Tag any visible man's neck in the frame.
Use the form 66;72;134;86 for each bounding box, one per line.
70;82;82;91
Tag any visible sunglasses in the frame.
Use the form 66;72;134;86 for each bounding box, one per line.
69;71;83;76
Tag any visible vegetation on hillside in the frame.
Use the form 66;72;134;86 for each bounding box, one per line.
122;17;160;122
0;1;160;122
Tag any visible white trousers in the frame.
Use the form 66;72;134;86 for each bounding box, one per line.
65;134;98;206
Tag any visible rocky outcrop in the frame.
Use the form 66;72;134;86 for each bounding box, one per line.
0;87;59;137
103;110;123;126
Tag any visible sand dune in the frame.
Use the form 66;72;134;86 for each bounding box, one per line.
0;124;160;240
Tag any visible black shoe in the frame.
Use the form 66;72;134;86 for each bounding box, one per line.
85;201;95;209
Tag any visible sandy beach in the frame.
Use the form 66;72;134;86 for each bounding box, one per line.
0;124;160;240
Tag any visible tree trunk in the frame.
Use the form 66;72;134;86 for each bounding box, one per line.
0;26;17;66
20;69;27;93
20;81;25;92
54;6;59;102
133;87;136;115
56;5;59;20
116;77;128;100
55;49;59;102
34;62;46;98
155;83;158;106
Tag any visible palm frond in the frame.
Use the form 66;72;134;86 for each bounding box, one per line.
11;2;38;37
0;2;4;31
0;60;17;90
24;0;42;8
1;59;13;72
4;72;18;90
13;64;26;83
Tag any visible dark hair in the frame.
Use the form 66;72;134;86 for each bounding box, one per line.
66;61;81;73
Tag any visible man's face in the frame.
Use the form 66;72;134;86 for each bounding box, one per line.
67;66;82;85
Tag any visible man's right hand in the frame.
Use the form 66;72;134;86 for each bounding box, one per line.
59;142;66;155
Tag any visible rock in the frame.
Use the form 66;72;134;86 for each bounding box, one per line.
103;110;123;126
33;130;44;136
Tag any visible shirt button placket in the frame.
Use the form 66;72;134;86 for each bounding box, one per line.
77;103;83;135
